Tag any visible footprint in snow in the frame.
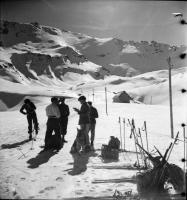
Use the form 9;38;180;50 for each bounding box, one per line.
75;190;84;195
45;186;55;191
39;186;55;193
56;177;63;181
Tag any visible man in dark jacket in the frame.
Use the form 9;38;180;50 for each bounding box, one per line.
20;99;39;140
58;97;70;143
87;101;98;147
73;96;90;150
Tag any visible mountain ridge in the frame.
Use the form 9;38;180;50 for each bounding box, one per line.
0;20;186;85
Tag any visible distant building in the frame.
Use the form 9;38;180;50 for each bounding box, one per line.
113;91;133;103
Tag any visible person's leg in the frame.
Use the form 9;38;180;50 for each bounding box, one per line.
27;115;32;139
90;123;96;146
59;118;63;135
45;119;53;148
80;124;90;146
33;112;39;134
54;119;61;149
85;124;90;145
62;118;68;142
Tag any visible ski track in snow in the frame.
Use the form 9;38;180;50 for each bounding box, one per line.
0;97;185;199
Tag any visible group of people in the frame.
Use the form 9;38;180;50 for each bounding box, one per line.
20;95;98;152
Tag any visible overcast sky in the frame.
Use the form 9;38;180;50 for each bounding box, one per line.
1;0;187;46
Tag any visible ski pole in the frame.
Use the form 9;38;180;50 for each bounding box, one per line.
144;121;149;154
138;128;147;168
158;132;179;185
17;147;26;158
128;118;140;167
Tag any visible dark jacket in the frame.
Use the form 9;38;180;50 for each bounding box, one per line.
20;102;36;115
89;106;98;124
59;103;70;118
78;102;90;125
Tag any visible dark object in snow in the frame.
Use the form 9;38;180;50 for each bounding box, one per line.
108;136;120;150
136;142;185;197
180;19;187;25
179;53;186;59
101;136;120;160
113;91;133;103
70;127;87;154
181;89;186;93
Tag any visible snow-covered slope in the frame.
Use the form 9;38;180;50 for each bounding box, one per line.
111;67;187;105
1;20;186;86
73;37;186;76
0;21;105;87
0;20;186;110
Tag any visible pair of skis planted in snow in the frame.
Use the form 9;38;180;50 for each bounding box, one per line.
118;116;150;168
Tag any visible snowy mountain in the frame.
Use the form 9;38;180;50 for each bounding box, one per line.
1;21;186;85
0;21;186;199
0;21;186;110
73;37;186;76
0;21;105;86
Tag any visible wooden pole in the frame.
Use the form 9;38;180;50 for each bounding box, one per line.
123;118;126;150
128;119;140;167
119;117;122;150
144;121;149;154
92;88;95;102
105;85;108;115
150;96;152;104
182;125;186;192
138;128;147;167
167;57;174;138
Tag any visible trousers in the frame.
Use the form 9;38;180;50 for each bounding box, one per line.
27;112;39;134
45;118;61;148
59;117;68;135
89;123;96;145
79;124;90;145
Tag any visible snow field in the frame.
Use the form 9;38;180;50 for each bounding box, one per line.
0;96;185;199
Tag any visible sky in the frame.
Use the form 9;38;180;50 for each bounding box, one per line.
1;0;187;46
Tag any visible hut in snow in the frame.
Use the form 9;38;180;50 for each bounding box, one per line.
113;91;133;103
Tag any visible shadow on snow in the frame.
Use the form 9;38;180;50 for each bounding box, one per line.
1;139;30;149
27;149;59;169
65;151;98;176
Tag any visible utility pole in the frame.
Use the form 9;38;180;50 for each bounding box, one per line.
92;88;95;102
105;85;108;115
167;57;174;138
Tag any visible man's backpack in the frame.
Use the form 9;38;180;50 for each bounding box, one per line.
92;107;98;118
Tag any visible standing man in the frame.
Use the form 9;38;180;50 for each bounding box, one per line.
73;96;90;151
45;97;61;150
20;99;39;140
59;97;70;143
87;101;98;148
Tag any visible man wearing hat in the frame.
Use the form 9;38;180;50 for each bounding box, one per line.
58;97;70;143
73;95;90;150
